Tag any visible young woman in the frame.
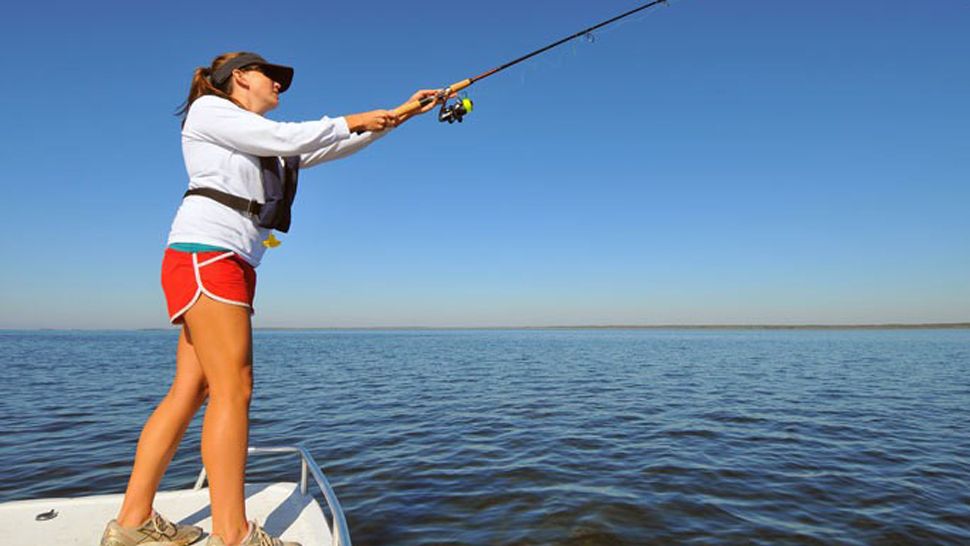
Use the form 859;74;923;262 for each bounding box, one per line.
99;51;440;546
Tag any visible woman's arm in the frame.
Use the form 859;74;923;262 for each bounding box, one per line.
300;130;389;168
183;96;399;157
300;90;442;168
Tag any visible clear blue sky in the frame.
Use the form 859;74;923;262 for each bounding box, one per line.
1;0;967;328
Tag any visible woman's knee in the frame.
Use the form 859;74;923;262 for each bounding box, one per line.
207;366;253;403
194;381;210;405
169;377;210;406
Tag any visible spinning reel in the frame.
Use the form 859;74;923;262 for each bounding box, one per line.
437;89;474;124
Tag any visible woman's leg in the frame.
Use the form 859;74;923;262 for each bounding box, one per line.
181;294;254;546
116;327;209;527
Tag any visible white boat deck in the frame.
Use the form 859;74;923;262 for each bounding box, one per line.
0;446;351;546
0;482;331;546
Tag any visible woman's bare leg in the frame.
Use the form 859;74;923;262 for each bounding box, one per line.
116;327;209;527
182;295;254;546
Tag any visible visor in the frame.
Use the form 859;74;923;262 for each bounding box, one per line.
211;52;294;93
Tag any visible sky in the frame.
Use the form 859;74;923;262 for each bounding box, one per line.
0;0;967;328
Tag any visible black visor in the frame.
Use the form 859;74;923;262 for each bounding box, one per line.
211;52;294;93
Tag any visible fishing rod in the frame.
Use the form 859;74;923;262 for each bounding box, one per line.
394;0;670;124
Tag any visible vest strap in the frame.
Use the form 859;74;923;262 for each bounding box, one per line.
184;187;262;217
181;155;299;233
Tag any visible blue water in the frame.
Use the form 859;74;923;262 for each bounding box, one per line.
1;329;969;545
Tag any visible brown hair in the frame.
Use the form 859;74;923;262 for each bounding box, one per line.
176;52;255;120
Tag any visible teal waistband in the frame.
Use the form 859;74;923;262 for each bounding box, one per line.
168;243;232;253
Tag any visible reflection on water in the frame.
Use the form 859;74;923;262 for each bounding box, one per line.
1;329;969;545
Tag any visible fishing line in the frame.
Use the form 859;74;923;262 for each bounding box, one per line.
394;0;674;124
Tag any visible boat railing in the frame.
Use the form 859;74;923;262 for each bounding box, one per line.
192;445;352;546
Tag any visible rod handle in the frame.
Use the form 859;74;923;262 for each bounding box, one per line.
392;79;473;117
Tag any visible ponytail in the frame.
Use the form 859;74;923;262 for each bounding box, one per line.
176;52;248;121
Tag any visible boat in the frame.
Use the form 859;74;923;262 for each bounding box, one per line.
0;445;352;546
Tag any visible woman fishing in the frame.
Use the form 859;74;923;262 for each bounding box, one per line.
99;51;441;546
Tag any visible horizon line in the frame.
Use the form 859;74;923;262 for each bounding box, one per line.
239;322;970;331
4;322;969;332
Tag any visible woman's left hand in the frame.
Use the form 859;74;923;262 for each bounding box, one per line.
408;89;443;115
396;89;456;124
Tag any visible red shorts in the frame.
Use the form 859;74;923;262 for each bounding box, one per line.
161;249;257;324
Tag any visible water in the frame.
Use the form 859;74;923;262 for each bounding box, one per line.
1;329;969;545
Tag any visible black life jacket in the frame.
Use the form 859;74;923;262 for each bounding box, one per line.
183;155;301;233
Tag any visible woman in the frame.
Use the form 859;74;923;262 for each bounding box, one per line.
99;51;441;546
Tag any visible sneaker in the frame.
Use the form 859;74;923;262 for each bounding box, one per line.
100;509;204;546
205;521;301;546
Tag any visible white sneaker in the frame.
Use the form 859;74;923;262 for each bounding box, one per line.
100;509;204;546
204;521;300;546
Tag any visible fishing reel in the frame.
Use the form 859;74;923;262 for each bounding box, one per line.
438;94;474;124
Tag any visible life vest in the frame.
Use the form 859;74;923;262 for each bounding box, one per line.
183;156;301;233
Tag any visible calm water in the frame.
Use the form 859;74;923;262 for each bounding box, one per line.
1;329;969;545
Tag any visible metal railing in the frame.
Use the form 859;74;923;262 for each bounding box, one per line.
192;445;352;546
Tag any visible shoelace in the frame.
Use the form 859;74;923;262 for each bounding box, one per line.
250;523;280;546
149;512;176;539
253;522;283;546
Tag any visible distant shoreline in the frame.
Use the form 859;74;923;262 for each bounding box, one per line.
252;323;970;331
5;323;968;332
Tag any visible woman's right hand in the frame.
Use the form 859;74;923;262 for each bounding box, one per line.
345;110;399;133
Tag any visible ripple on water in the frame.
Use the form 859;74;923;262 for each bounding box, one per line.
2;329;970;545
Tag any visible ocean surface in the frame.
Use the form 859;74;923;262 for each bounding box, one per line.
1;329;968;545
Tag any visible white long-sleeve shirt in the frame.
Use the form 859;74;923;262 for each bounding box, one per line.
167;95;388;266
